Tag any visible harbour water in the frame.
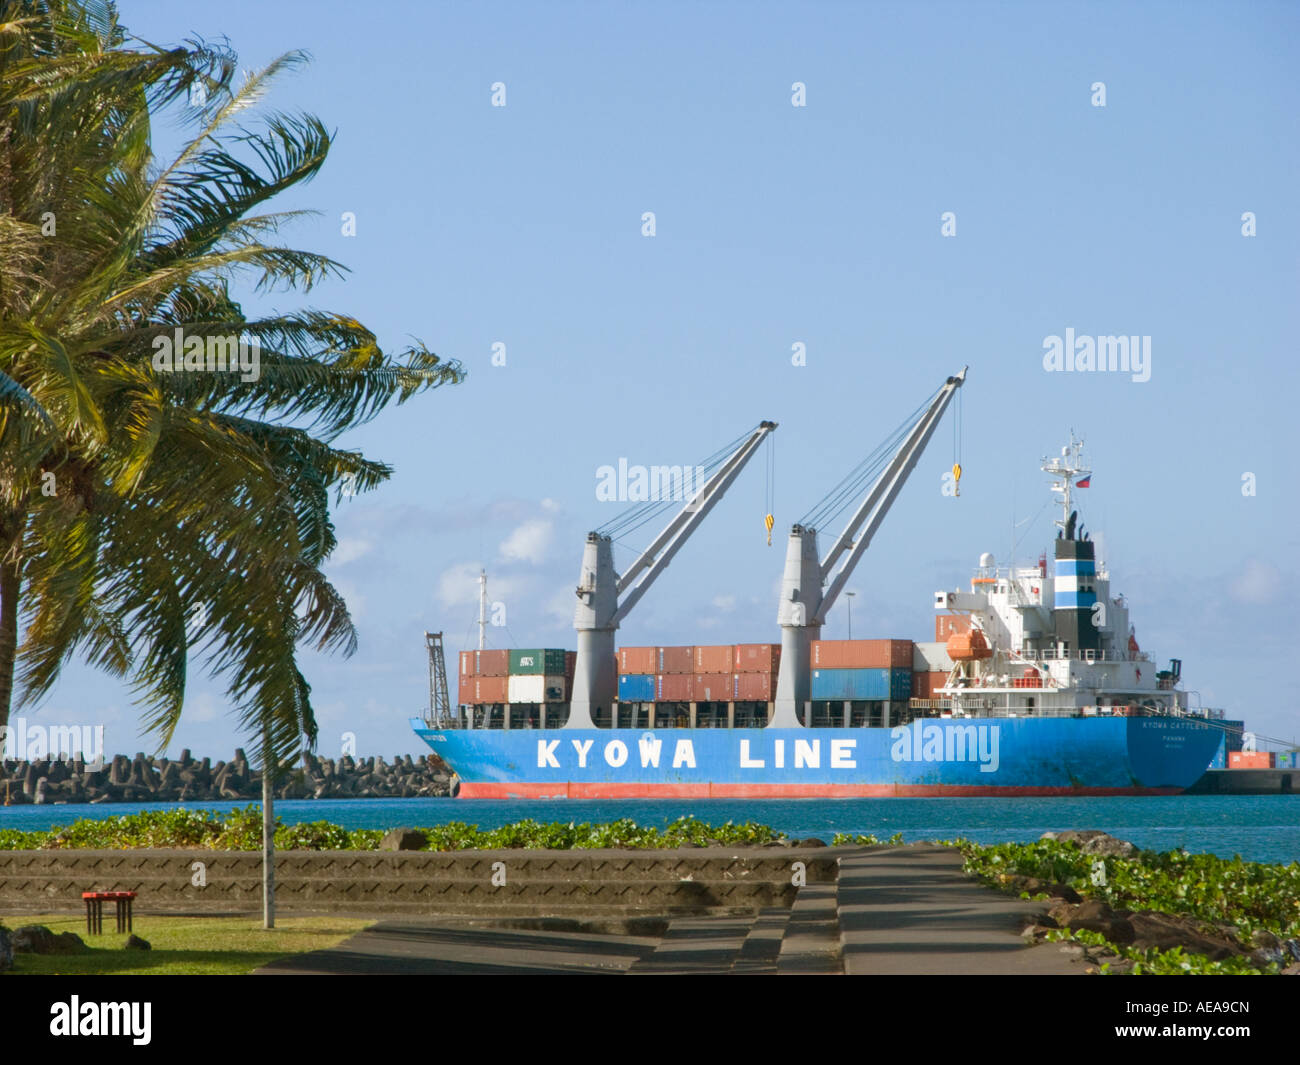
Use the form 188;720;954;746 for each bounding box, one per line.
2;795;1297;863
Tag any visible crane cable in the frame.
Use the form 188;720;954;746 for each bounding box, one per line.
764;432;775;545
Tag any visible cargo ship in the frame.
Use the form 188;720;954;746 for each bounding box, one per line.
413;412;1236;797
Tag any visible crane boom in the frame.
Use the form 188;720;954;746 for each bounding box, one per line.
567;420;777;728
613;421;776;624
813;369;965;624
771;368;967;726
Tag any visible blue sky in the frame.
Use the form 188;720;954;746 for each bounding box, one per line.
22;0;1299;759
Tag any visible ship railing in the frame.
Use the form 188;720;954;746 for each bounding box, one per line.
1018;648;1152;664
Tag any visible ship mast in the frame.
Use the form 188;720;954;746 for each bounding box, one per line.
1042;431;1091;534
477;569;488;651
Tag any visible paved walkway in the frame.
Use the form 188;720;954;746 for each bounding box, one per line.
256;844;1085;976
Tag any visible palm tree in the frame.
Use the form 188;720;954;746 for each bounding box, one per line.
1;0;463;897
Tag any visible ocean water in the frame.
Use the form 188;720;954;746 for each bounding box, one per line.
1;795;1297;863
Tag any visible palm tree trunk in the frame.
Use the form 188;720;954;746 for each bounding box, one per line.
262;731;276;929
0;549;20;734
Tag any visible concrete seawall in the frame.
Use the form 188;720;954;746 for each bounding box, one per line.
0;847;841;918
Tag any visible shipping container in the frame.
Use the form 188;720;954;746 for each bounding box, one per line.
734;644;781;673
811;668;911;702
509;648;567;675
935;614;971;641
656;645;695;674
1274;751;1297;769
655;673;694;702
693;673;733;702
811;639;912;670
458;675;508;705
693;645;734;674
911;670;949;699
912;641;954;673
618;673;656;702
1228;751;1275;769
470;649;510;677
617;647;657;674
564;651;577;677
507;674;567;703
733;672;774;701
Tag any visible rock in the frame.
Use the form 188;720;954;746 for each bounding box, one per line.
379;827;428;852
1250;947;1285;968
1282;963;1300;976
0;927;12;971
1284;939;1300;962
1056;898;1136;945
1042;830;1136;858
794;837;828;848
11;925;88;955
1127;912;1242;961
124;934;151;951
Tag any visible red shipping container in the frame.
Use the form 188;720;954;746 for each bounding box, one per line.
733;672;774;701
1229;751;1275;769
458;675;508;705
655;673;694;702
935;615;971;641
693;673;733;702
459;651;473;677
812;639;912;669
693;645;734;674
472;649;509;677
656;645;695;674
618;647;657;674
734;644;780;673
911;670;949;698
564;651;576;677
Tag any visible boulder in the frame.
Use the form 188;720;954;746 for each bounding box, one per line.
124;934;152;951
379;827;428;852
1126;912;1242;961
1041;830;1136;858
11;925;88;955
794;837;828;848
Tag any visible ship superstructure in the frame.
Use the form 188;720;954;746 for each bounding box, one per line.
932;434;1189;720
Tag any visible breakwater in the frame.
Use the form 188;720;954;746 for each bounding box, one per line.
0;750;454;805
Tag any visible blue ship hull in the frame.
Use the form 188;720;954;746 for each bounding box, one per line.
410;715;1222;798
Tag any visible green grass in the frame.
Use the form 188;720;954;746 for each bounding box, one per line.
3;913;371;975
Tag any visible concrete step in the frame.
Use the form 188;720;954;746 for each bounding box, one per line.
627;915;755;974
731;907;791;974
776;883;842;974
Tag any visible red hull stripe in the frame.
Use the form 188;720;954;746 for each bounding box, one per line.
458;782;1184;799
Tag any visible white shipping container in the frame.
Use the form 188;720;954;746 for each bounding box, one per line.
507;674;566;703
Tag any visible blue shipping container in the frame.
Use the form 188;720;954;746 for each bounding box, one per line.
810;668;911;701
618;673;655;702
1275;751;1297;769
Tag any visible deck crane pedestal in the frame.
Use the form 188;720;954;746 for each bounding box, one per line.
569;421;778;728
772;369;967;727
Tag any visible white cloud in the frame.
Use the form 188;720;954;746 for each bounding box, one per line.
712;594;736;611
499;518;555;564
1229;560;1280;605
437;563;524;610
330;537;373;566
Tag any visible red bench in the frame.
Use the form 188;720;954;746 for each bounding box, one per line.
82;891;136;935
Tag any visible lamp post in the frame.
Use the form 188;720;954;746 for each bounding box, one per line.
846;590;856;640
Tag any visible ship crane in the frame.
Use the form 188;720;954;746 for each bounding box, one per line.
772;369;967;726
568;421;778;727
